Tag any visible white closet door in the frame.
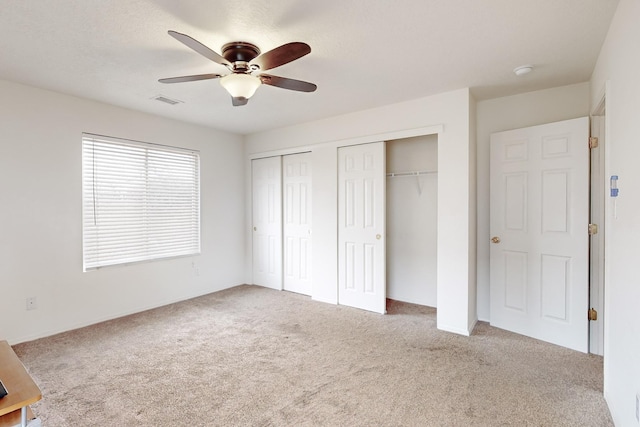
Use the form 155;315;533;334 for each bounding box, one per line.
338;142;386;314
252;156;283;290
490;117;589;352
283;153;312;295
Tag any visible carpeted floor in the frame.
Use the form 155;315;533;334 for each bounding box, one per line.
13;285;613;426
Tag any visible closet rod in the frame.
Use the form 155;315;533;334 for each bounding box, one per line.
385;170;437;177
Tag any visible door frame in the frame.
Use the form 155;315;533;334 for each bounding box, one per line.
589;84;609;355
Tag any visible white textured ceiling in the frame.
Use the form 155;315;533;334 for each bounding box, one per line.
0;0;618;135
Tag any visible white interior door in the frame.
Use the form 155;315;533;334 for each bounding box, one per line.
252;156;282;290
283;153;312;296
338;142;386;314
490;117;589;352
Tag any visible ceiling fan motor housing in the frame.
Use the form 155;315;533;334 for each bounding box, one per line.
222;42;261;72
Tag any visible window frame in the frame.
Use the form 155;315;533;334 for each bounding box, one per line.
82;133;201;271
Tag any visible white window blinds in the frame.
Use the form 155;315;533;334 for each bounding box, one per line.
82;134;200;271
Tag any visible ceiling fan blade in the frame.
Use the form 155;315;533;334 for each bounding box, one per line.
159;73;222;84
168;30;229;66
232;97;249;107
259;74;317;92
252;42;311;71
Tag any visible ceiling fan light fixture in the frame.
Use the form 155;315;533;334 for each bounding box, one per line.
220;74;262;99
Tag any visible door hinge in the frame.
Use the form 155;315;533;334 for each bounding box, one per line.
588;308;598;321
589;137;599;149
588;223;598;235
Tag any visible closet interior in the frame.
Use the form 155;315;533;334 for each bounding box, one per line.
386;135;438;307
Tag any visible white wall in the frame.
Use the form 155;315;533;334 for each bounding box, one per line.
475;83;591;320
386;135;438;307
245;88;476;335
590;0;640;424
0;80;245;345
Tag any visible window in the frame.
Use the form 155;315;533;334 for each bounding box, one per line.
82;134;200;271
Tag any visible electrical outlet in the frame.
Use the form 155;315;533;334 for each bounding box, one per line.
26;297;37;311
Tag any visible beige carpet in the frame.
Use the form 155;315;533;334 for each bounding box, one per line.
13;285;612;426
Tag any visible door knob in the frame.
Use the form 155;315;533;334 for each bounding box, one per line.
491;236;501;244
253;227;257;231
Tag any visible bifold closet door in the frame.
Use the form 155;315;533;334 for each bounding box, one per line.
252;156;283;290
338;142;386;314
283;153;312;295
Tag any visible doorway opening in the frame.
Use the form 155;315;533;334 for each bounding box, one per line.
386;135;438;308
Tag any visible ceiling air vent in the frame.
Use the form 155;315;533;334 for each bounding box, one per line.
152;95;182;105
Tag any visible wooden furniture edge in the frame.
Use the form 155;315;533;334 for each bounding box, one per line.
0;340;42;422
0;394;42;418
0;406;36;427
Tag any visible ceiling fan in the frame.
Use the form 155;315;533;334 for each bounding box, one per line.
159;31;317;106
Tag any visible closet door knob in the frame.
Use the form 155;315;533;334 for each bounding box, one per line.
253;227;257;231
376;234;381;240
491;236;501;244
